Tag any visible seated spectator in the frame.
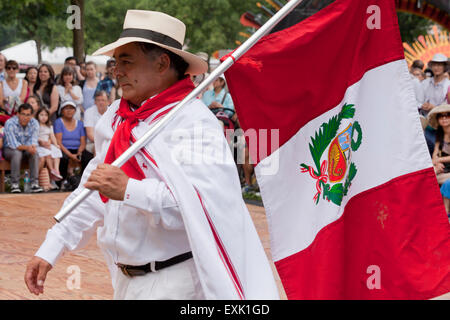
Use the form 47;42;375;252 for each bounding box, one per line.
33;63;59;120
36;107;63;190
0;60;28;116
24;66;38;103
83;90;108;159
428;103;450;185
54;101;89;185
57;66;83;120
421;54;449;155
95;58;117;104
80;61;99;112
56;56;85;83
202;75;235;119
3;103;43;193
27;95;43;116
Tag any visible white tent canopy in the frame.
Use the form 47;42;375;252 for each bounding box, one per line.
0;40;110;66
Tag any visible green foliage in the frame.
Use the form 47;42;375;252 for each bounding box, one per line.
397;11;433;43
84;0;256;56
0;0;71;51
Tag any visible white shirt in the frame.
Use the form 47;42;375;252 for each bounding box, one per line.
421;77;450;115
57;85;84;120
83;105;104;144
35;96;279;299
36;99;190;269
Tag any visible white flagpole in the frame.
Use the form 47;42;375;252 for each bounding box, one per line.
54;0;304;222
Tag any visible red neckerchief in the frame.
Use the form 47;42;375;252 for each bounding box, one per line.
100;77;195;203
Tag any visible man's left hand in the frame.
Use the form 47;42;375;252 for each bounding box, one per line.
84;164;129;201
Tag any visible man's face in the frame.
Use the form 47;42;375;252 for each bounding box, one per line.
113;43;162;105
18;109;33;127
431;62;446;77
65;59;77;68
95;94;109;109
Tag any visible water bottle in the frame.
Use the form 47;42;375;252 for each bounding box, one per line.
24;170;31;193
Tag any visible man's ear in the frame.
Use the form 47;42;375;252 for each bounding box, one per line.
157;53;171;74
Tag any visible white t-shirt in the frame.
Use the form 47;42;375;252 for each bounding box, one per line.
83;105;103;141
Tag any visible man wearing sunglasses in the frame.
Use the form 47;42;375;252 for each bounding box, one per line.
3;103;43;193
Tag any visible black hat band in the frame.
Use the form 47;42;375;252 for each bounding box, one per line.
119;28;183;50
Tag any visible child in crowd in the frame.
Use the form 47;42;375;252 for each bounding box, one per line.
35;107;63;188
27;95;43;116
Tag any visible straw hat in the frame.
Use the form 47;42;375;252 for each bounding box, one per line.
427;103;450;129
92;10;208;76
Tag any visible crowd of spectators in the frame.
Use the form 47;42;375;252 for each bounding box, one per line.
0;52;119;192
412;53;450;216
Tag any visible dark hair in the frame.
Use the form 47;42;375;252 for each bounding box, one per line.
411;60;424;70
65;56;78;64
58;66;76;85
137;43;189;80
35;107;51;126
24;66;39;83
5;60;19;69
106;59;116;68
18;103;33;114
94;90;108;99
34;63;56;101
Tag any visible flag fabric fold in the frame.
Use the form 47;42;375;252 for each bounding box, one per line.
225;0;450;299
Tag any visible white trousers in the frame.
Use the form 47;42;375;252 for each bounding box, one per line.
113;258;205;300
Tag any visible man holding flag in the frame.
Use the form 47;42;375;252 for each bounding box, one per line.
24;10;278;300
225;0;450;299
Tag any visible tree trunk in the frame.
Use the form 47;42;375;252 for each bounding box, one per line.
36;38;42;64
71;0;85;63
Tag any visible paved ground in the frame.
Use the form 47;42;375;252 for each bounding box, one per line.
0;192;448;300
0;192;286;300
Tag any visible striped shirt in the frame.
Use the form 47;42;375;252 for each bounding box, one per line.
3;116;39;149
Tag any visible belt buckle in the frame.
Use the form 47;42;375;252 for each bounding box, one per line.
118;264;131;277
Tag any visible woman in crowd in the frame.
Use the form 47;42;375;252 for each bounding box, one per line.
36;107;63;190
56;66;83;120
34;63;59;120
54;100;89;185
24;66;38;102
80;61;99;112
428;103;450;216
0;60;28;116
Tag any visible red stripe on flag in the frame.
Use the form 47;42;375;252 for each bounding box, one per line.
274;168;450;299
225;0;404;164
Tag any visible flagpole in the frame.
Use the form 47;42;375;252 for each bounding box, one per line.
54;0;304;223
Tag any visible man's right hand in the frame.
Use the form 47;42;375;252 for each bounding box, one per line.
24;256;52;295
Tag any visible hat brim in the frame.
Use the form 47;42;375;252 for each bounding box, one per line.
92;37;208;76
427;104;450;129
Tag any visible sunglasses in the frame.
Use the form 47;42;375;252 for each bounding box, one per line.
6;66;18;70
437;113;450;119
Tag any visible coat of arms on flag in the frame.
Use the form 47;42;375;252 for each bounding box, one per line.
300;103;362;206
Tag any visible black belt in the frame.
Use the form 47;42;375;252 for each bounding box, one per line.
117;252;193;277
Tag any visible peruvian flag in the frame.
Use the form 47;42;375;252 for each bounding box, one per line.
225;0;450;299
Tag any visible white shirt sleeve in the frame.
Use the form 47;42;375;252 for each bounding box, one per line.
123;178;183;230
73;85;83;105
34;154;106;266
